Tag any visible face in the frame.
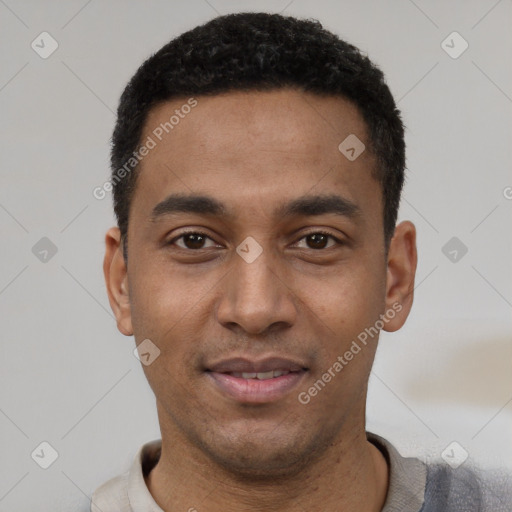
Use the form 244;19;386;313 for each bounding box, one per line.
104;88;417;477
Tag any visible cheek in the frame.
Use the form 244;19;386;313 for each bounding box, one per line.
296;262;385;339
295;268;384;412
128;259;214;338
128;264;217;390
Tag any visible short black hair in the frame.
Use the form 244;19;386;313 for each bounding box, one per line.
110;12;406;261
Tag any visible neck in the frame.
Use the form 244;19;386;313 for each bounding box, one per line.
146;422;389;512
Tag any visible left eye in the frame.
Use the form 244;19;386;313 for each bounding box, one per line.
295;232;340;250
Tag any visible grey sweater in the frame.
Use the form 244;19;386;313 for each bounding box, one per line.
91;432;512;511
420;463;512;511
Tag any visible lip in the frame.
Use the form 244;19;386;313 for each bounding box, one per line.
206;356;308;374
205;356;309;404
206;370;307;404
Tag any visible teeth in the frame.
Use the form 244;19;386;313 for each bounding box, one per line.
230;370;291;380
255;371;274;380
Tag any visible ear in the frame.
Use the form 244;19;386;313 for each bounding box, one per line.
382;221;417;332
103;227;133;336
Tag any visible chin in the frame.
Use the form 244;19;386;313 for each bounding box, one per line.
209;445;309;480
196;422;331;480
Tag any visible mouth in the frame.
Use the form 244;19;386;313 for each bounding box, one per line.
226;370;295;379
205;356;308;404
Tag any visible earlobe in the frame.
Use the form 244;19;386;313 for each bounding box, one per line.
382;221;417;332
103;227;133;336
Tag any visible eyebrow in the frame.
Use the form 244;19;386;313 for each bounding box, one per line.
149;193;362;222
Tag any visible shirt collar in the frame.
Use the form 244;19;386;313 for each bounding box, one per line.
367;432;427;512
127;439;164;512
125;432;426;512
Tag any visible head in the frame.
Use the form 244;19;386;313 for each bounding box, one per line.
110;12;406;261
104;12;417;477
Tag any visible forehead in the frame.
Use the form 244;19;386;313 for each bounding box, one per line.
130;89;380;226
143;88;368;159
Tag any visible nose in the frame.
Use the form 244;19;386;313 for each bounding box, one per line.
216;244;297;335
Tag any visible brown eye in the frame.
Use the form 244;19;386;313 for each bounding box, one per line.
170;232;217;250
297;232;340;250
182;233;206;249
306;233;329;249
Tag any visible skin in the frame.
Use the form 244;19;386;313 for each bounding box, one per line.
103;88;417;512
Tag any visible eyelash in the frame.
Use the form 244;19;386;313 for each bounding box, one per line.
167;230;344;250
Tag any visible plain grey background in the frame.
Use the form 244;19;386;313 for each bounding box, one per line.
1;0;511;510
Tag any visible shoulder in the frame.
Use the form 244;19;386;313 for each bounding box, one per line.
90;439;162;512
421;463;512;512
91;471;131;512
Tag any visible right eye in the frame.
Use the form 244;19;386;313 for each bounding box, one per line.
168;231;220;250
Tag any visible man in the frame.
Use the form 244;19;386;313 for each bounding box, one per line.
94;11;510;512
